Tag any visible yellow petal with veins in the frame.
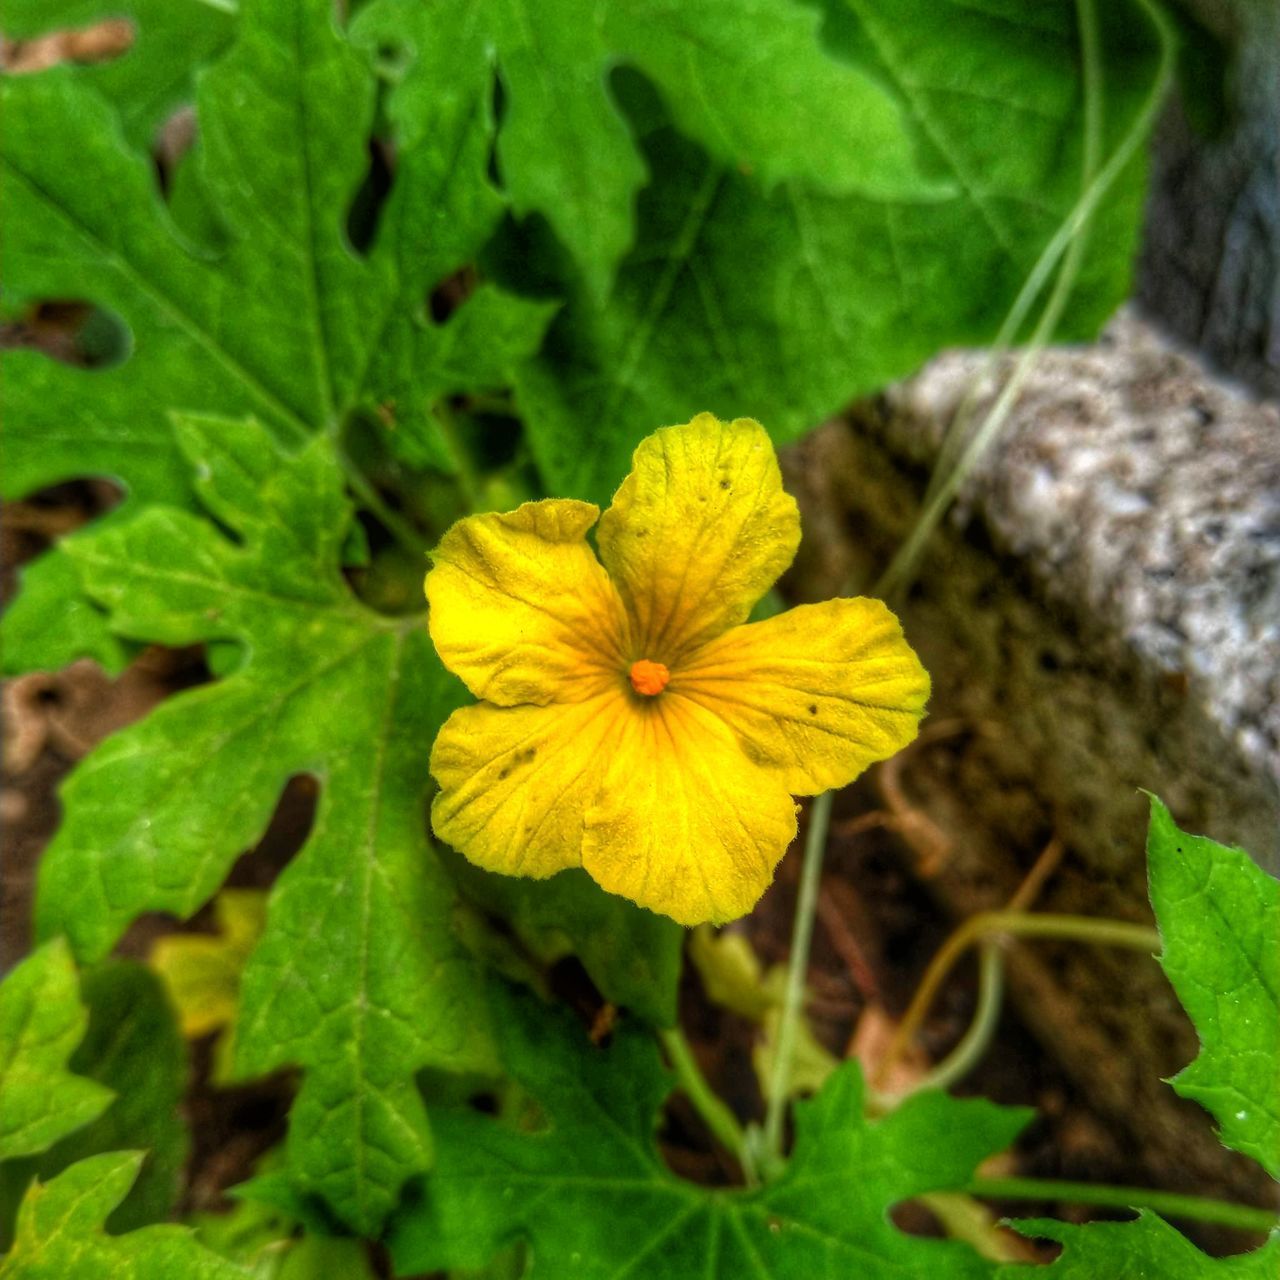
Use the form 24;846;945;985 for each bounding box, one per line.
597;414;800;663
675;597;930;794
582;694;798;925
430;693;628;880
426;500;629;707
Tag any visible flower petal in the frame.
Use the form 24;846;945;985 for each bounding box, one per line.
426;500;629;706
582;696;798;925
430;693;628;880
597;414;800;662
675;598;930;794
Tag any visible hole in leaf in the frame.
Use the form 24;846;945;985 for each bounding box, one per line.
488;70;507;186
429;265;478;323
1;478;124;602
346;138;394;256
889;1198;946;1239
154;104;197;195
546;955;610;1035
229;773;322;888
2;300;131;369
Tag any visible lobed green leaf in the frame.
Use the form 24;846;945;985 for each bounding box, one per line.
355;0;935;301
36;415;493;1236
1002;1214;1280;1278
0;0;548;671
0;1152;252;1280
390;983;1030;1278
32;963;189;1232
0;940;113;1165
513;0;1166;504
1147;797;1280;1179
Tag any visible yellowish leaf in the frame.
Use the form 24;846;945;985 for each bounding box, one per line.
150;889;266;1082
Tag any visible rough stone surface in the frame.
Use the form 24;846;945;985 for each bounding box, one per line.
884;309;1278;865
790;307;1279;873
781;306;1280;1209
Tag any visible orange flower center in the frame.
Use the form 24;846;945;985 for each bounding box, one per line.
628;659;670;697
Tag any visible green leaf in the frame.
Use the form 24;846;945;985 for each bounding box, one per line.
1146;797;1280;1179
0;0;547;672
191;1159;380;1279
0;0;235;149
356;0;935;300
1003;1213;1280;1278
0;1151;251;1280
389;984;1029;1278
513;0;1166;504
998;802;1280;1276
35;414;493;1235
0;549;129;677
35;963;188;1232
0;940;113;1164
448;859;684;1027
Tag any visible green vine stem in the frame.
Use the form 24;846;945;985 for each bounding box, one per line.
761;789;834;1175
874;0;1175;603
876;910;1160;1091
431;401;485;513
913;0;1104;525
334;441;433;560
962;1177;1280;1236
658;1027;758;1185
908;941;1005;1097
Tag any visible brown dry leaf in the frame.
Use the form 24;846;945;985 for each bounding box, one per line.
2;674;55;775
2;20;133;75
847;1002;931;1098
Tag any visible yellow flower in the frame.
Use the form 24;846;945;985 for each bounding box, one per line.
426;414;929;926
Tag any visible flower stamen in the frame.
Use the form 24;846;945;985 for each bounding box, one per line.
629;659;670;697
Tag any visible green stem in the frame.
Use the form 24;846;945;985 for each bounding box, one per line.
919;0;1105;514
963;1177;1280;1235
659;1027;757;1185
431;401;484;511
761;790;833;1173
328;413;430;558
984;912;1159;950
911;941;1005;1096
878;911;1159;1090
336;445;432;559
874;0;1174;602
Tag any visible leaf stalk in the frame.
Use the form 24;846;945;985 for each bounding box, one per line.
761;790;833;1175
659;1026;758;1186
962;1177;1280;1235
